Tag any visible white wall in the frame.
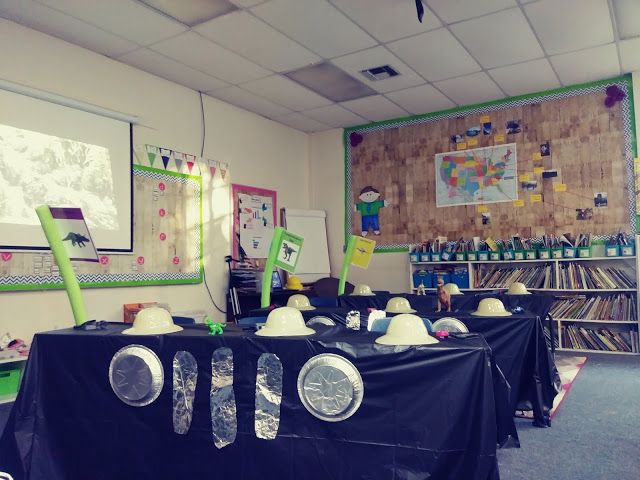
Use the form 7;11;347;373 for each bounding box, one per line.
0;19;309;342
308;130;410;292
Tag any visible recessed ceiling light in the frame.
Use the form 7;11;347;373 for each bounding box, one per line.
360;65;400;81
140;0;238;27
285;62;376;103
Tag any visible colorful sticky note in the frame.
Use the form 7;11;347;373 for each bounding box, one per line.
494;134;505;143
519;173;531;182
467;138;478;146
534;167;545;175
456;142;467;150
532;152;542;161
530;194;542;203
480;115;490;123
513;199;525;207
477;205;488;213
554;183;567;192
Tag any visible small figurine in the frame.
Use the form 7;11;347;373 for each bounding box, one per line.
205;318;226;336
416;282;427;295
436;278;451;312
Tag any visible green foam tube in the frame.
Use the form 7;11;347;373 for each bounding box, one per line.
261;227;284;308
338;235;357;296
35;205;88;326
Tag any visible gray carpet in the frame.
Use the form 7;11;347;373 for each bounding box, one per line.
498;353;640;480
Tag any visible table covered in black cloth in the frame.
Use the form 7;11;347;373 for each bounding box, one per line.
0;324;513;480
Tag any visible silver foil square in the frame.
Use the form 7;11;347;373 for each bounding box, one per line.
346;310;361;330
173;351;198;435
255;353;283;440
210;347;237;448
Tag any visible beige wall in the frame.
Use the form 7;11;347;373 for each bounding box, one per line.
308;130;410;293
0;19;309;341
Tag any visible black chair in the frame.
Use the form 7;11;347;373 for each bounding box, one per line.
313;277;354;297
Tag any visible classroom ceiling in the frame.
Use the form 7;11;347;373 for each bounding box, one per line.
2;0;640;133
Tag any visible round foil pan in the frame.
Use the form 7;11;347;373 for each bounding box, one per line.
109;344;164;407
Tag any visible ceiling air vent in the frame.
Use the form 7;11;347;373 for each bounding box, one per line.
360;65;400;81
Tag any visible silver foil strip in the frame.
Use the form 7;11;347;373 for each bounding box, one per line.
210;347;237;448
173;351;198;435
255;353;283;440
346;310;361;330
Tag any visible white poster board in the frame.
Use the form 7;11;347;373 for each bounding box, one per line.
281;209;330;283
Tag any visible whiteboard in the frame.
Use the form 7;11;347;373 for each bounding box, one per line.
282;209;330;283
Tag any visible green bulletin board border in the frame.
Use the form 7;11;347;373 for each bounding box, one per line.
0;165;203;291
344;74;638;253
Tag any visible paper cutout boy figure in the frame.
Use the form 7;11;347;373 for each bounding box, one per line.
354;186;389;236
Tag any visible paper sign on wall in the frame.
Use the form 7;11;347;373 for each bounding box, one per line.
351;236;376;269
272;228;304;273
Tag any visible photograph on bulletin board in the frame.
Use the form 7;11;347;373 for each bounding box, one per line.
344;74;637;251
231;184;277;264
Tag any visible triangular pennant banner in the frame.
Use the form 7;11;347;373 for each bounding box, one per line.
173;151;184;172
185;154;196;174
208;159;217;178
160;148;172;170
133;145;146;165
145;144;158;167
220;161;228;179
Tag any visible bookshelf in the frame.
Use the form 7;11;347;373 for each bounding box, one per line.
409;239;639;355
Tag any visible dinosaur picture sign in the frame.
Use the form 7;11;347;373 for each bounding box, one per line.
50;207;99;262
273;228;304;273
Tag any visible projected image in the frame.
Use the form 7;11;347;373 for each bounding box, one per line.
0;124;119;231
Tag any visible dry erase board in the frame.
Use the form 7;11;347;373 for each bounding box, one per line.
281;209;330;283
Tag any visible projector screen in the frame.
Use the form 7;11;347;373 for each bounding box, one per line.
0;88;132;252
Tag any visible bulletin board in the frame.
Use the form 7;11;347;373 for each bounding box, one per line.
0;164;202;290
344;75;637;251
231;184;277;265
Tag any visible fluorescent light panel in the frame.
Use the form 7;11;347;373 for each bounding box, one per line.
285;62;376;103
139;0;238;27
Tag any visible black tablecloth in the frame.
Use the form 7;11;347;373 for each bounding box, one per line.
0;324;512;480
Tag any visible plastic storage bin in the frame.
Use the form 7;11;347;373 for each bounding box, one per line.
605;245;620;257
577;247;591;258
0;367;21;396
621;245;635;257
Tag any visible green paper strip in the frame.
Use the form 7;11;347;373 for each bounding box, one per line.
260;227;284;308
338;235;357;295
35;205;88;326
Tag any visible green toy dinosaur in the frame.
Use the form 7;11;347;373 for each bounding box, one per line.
205;318;226;336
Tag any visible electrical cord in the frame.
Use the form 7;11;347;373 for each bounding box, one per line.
198;90;226;315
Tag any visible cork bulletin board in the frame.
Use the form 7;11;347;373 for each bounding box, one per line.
0;163;202;290
344;75;637;251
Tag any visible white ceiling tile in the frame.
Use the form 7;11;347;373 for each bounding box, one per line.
241;75;333;111
273;112;330;132
150;31;270;83
385;84;455;114
620;37;640;73
207;86;293;118
36;0;187;45
118;48;228;91
0;0;138;57
426;0;517;23
550;44;620;85
251;0;377;58
612;0;640;40
451;8;544;69
330;0;441;42
524;0;614;55
331;46;425;93
434;72;504;105
140;0;237;27
230;0;265;7
387;28;481;82
195;11;320;72
489;58;560;96
340;95;408;122
303;104;367;128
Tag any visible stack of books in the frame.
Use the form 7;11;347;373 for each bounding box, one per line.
561;325;638;353
475;264;555;288
550;293;637;321
557;263;635;289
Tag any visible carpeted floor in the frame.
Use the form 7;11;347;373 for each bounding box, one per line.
498;352;640;480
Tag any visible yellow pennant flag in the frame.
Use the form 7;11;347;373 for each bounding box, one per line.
351;236;376;269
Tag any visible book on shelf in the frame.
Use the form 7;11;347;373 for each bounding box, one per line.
476;264;555;289
550;293;637;321
557;263;636;290
561;325;638;353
